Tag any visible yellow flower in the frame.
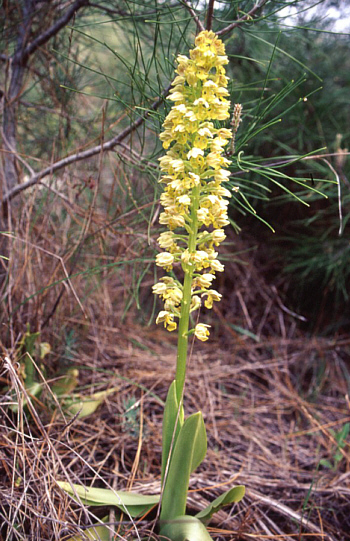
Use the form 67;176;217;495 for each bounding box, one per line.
187;148;204;160
157;231;176;249
210;259;225;272
156;252;174;268
152;282;168;296
167;91;184;102
202;289;222;309
194;273;215;289
194;323;211;341
156;311;177;332
164;286;183;306
159;212;186;229
206;152;230;170
214;169;231;182
190;295;201;312
211;229;226;244
193;250;210;265
177;194;191;207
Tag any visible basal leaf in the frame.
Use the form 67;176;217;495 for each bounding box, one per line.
51;369;79;396
65;517;110;541
58;481;159;517
160;412;207;522
9;382;43;413
62;387;119;418
159;515;213;541
195;485;245;524
67;525;110;541
161;380;184;482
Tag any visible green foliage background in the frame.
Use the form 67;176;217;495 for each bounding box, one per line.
1;0;349;336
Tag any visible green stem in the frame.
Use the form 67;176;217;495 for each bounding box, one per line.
175;185;200;404
25;353;35;387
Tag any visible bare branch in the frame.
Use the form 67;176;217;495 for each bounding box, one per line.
180;0;205;33
2;85;172;205
217;0;269;37
1;0;89;195
1;128;35;176
206;0;216;31
13;0;89;65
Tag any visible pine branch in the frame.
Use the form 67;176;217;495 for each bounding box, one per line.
217;0;269;36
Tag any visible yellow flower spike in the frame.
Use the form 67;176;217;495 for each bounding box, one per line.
154;30;241;348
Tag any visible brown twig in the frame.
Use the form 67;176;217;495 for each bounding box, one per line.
1;0;89;194
13;0;89;66
248;489;337;541
181;0;205;33
217;0;269;37
206;0;216;31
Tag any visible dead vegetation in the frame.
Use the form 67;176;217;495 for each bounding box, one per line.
1;210;349;540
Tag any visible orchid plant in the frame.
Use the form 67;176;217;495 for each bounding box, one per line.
59;30;245;541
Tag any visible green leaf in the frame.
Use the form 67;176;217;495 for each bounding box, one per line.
57;481;159;517
227;324;260;343
67;525;110;541
195;486;245;524
319;459;332;469
162;380;184;482
61;387;119;418
65;517;111;541
336;423;349;446
52;369;79;396
9;382;43;413
160;412;207;522
334;451;343;463
24;330;40;357
159;515;214;541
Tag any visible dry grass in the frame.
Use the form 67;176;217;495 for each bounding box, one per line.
1;182;350;540
1;319;350;539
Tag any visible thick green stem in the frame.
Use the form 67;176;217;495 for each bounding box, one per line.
24;353;35;387
175;270;192;403
175;185;200;403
